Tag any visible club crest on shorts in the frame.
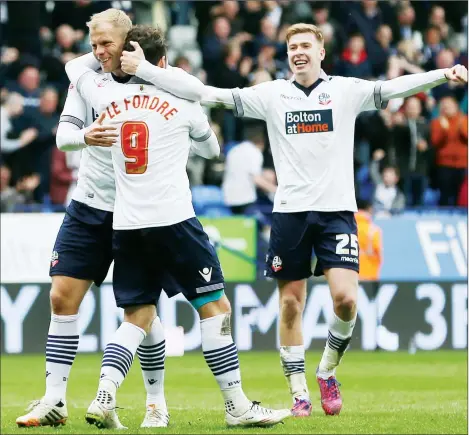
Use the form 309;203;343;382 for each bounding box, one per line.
271;256;283;272
51;251;59;267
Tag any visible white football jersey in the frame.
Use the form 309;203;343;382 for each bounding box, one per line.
232;70;385;213
76;72;212;229
60;79;116;212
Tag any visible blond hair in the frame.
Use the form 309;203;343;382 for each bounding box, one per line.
86;8;132;35
285;23;324;45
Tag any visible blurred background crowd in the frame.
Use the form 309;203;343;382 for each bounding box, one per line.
1;0;467;219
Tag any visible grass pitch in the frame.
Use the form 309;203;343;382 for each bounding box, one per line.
1;351;467;434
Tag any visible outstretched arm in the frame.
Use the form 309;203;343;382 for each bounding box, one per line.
381;64;467;101
121;41;235;108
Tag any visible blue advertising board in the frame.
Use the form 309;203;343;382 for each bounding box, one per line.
376;213;467;281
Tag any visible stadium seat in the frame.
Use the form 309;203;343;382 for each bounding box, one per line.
203;205;233;217
191;185;225;213
182;48;202;71
423;188;440;206
167;25;197;52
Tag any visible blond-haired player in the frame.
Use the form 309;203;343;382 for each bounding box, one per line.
16;9;208;429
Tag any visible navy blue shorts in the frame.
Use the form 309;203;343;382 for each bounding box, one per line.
49;200;114;287
265;211;359;280
112;217;225;308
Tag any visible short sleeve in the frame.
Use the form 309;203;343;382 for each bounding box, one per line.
189;103;212;142
59;83;87;128
231;81;275;121
343;77;388;114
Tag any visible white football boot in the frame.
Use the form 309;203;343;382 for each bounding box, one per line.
85;389;127;429
225;401;291;427
140;404;170;428
16;398;68;427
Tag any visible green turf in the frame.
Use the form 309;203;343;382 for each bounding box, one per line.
1;351;467;434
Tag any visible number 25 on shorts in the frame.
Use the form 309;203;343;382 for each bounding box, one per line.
335;234;358;256
121;121;149;174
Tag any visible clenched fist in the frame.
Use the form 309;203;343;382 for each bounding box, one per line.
120;41;145;76
444;64;468;84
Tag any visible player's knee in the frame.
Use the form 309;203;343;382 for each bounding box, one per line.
333;290;357;315
124;305;156;333
50;276;89;315
50;285;79;315
280;293;303;329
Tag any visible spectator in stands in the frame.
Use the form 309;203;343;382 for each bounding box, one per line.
0;93;37;155
432;49;466;102
392;97;430;206
240;0;266;37
431;95;468;206
369;24;394;78
422;25;445;70
222;123;277;215
387;39;425;79
395;3;423;51
6;65;41;115
50;147;81;206
1;165;40;212
346;0;383;51
335;33;372;79
202;16;232;81
42;24;84;91
211;1;244;35
371;149;406;216
429;5;454;44
0;47;19;89
30;87;60;200
355;199;383;281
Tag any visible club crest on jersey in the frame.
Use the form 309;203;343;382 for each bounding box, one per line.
318;92;331;105
271;256;283;272
94;76;110;88
285;109;333;134
51;251;59;267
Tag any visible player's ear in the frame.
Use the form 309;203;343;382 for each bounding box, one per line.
319;47;326;61
157;56;167;69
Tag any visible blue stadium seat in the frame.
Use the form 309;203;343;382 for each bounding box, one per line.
203;205;233;217
191;185;224;213
423;188;440;206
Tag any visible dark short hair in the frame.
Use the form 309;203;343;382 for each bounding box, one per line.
124;25;167;66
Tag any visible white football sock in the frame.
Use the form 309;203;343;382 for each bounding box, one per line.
280;345;309;401
317;312;356;379
44;314;79;405
99;322;146;395
201;313;251;417
136;316;166;408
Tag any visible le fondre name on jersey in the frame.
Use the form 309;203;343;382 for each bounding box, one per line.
2;281;466;354
285;109;333;134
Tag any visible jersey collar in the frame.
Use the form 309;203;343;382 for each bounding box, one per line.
290;69;329;97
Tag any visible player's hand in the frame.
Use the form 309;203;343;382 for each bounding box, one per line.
84;112;118;147
121;41;146;76
444;64;467;84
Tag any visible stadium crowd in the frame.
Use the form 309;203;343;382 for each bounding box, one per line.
0;0;468;215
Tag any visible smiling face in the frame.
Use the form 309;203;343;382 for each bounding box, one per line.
287;31;325;81
89;22;126;73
